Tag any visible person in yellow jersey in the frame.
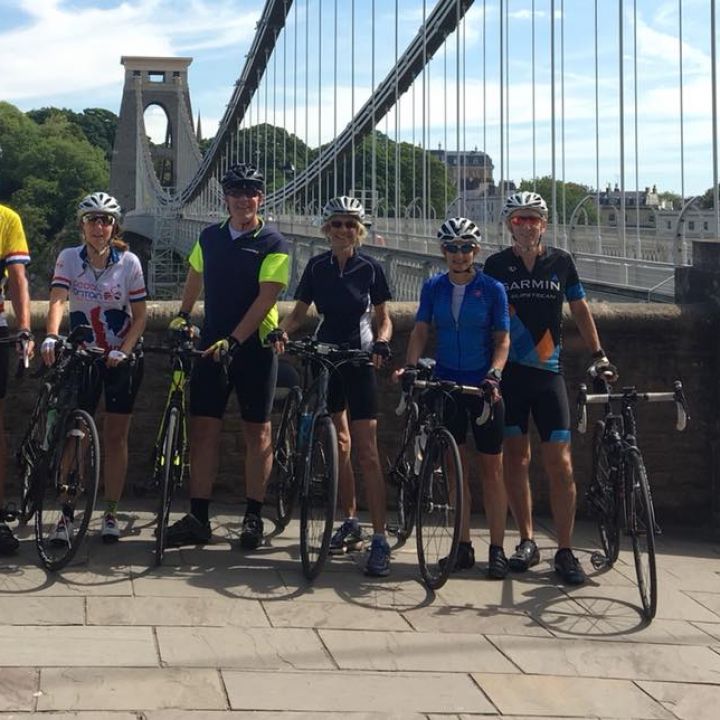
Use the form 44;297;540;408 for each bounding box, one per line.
0;204;34;555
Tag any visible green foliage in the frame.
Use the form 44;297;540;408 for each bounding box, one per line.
699;186;718;210
0;102;110;292
518;175;597;224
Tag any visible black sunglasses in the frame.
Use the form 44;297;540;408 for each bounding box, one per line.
330;220;358;229
225;186;262;198
442;242;476;254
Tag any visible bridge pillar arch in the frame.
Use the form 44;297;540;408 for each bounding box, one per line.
110;56;200;213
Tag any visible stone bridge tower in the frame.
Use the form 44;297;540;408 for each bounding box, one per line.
110;56;201;213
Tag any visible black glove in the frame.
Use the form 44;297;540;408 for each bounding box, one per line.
401;364;418;392
587;349;618;383
266;328;287;345
372;340;392;361
480;376;501;401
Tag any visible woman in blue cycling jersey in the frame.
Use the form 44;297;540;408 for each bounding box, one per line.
400;217;511;578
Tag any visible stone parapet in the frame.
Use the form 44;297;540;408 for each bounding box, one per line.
4;300;718;529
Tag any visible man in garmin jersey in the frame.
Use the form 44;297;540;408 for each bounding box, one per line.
484;191;617;585
165;163;289;551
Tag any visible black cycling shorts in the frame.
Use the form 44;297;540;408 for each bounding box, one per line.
441;391;505;454
0;327;9;400
501;362;571;443
326;361;378;421
190;339;277;423
78;355;145;415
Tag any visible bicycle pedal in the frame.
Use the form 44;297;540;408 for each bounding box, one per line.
590;551;610;569
67;429;85;438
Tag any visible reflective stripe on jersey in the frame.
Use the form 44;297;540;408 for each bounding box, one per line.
51;245;147;351
0;205;31;327
483;245;585;374
415;269;509;385
294;250;392;351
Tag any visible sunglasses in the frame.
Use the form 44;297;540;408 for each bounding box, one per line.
510;215;544;227
225;187;261;198
330;220;358;229
82;214;115;227
442;242;477;254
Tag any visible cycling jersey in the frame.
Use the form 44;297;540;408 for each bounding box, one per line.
294;250;391;351
0;205;31;329
415;269;509;386
51;245;146;351
189;217;289;347
483;245;585;374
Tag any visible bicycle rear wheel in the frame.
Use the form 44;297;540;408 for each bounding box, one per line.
36;409;100;571
18;384;52;524
590;420;621;564
155;406;183;566
416;427;463;590
389;400;419;541
627;449;657;620
273;387;302;530
300;415;338;580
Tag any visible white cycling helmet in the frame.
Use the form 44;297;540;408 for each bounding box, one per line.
322;196;365;222
77;192;122;222
437;217;482;244
501;191;548;220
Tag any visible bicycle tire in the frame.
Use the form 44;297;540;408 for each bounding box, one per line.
155;406;182;566
627;449;657;620
416;426;463;590
18;384;52;523
300;415;338;581
273;387;302;530
389;400;419;541
36;409;100;572
590;420;621;565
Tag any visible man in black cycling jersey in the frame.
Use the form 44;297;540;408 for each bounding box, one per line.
484;191;617;585
165;163;289;551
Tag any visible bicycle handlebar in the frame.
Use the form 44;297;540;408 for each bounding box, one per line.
283;337;372;364
395;378;493;426
576;379;689;434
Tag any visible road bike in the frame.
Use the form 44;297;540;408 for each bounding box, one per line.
576;377;689;620
272;337;371;580
392;365;492;590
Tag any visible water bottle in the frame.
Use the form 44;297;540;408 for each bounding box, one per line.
42;407;58;451
414;427;428;474
298;412;313;449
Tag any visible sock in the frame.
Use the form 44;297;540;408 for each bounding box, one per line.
105;500;118;516
246;498;263;518
190;498;210;525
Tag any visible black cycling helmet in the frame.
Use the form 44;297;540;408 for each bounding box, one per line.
221;163;265;193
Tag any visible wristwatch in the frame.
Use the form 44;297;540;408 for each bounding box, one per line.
487;367;503;382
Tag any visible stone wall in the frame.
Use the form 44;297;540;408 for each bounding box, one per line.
5;300;718;528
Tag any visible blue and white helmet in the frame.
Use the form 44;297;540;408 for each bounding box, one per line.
437;217;482;244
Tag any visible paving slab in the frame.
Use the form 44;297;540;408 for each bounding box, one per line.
319;628;518;672
37;668;226;711
472;672;673;718
0;597;84;625
638;680;720;720
488;634;720;682
0;714;138;719
221;669;495;714
0;669;36;712
0;626;157;667
0;564;133;596
147;713;426;719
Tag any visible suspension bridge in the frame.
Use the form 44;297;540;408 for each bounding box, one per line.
107;0;720;304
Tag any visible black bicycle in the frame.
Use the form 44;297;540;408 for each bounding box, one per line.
576;377;689;620
14;325;102;571
392;366;491;590
144;327;203;565
272;338;371;580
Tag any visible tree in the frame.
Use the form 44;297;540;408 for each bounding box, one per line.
518;176;597;225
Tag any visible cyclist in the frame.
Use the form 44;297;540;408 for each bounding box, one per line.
41;192;147;544
483;191;617;585
0;203;33;555
399;217;510;578
165;163;289;550
269;195;394;577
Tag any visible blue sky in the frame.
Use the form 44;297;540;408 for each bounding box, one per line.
0;0;716;196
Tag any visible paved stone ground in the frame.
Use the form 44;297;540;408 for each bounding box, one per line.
0;505;719;719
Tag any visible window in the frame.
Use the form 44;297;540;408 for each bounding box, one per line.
688;221;695;231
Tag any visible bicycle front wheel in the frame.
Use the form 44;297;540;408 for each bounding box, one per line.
591;421;621;565
155;406;183;566
300;415;338;581
390;400;419;541
627;450;657;620
416;427;463;590
273;387;302;530
36;409;100;572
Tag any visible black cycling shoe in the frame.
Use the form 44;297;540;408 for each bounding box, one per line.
0;522;19;555
164;513;211;547
554;548;586;585
240;513;264;550
488;544;509;579
439;542;475;573
508;538;540;572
